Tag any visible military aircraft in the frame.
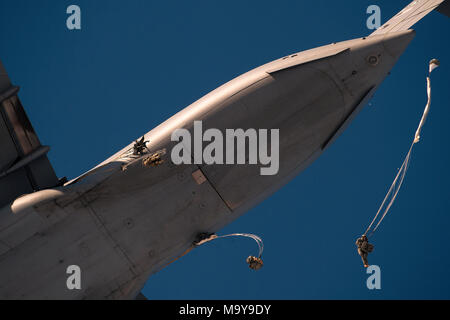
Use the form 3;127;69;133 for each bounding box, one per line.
0;0;448;299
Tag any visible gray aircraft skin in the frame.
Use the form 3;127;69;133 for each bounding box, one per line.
0;0;448;299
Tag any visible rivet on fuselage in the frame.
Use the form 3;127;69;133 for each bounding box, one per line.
124;218;134;229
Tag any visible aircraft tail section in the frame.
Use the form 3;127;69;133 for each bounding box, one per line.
370;0;448;36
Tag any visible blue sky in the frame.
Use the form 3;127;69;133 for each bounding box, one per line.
1;0;449;299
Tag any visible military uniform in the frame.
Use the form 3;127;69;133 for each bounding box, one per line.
355;236;373;268
133;136;149;156
246;256;263;270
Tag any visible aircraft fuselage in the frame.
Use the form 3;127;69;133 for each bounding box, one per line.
0;30;415;299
